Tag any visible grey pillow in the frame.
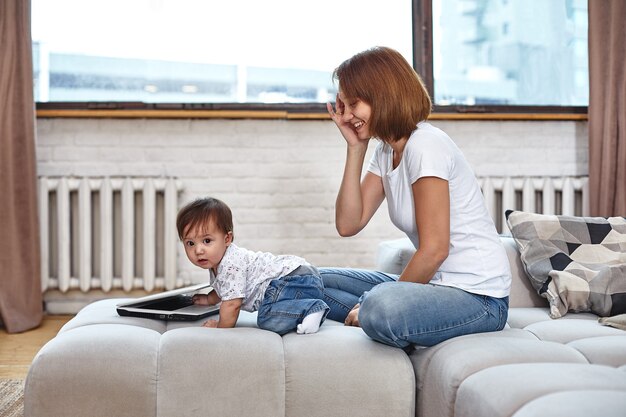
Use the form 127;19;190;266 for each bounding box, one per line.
505;210;626;319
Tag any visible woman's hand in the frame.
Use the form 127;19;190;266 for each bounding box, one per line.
327;95;368;148
202;319;219;328
344;303;361;327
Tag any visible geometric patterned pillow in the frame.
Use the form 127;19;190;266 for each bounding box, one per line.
505;210;626;319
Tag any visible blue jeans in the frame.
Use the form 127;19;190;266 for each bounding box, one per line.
257;266;330;335
320;267;509;348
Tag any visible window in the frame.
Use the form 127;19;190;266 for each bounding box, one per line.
430;0;588;108
32;0;588;113
31;0;413;105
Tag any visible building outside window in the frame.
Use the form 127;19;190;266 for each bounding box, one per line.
432;0;588;107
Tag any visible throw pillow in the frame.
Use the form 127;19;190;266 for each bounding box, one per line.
505;210;626;319
599;314;626;330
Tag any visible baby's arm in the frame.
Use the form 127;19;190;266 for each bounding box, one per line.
203;298;242;328
192;290;221;306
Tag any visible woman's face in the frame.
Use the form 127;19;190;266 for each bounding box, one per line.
337;90;372;140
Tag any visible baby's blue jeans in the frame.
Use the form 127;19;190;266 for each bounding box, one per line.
320;267;508;348
257;265;330;335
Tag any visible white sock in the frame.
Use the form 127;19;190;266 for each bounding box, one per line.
296;311;324;334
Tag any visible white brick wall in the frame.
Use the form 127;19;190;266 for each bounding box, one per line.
35;118;588;284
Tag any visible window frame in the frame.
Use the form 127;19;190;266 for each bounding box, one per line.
34;0;588;119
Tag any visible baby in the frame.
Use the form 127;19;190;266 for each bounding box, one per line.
176;197;329;335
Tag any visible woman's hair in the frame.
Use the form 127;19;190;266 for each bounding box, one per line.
333;46;432;142
176;197;234;240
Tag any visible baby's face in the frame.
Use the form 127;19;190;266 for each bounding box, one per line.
182;221;231;272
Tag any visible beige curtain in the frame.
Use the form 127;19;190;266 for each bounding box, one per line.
588;0;626;217
0;0;43;333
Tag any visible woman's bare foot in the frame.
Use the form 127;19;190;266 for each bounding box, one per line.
344;304;361;327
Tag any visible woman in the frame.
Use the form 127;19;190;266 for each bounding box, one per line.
321;46;511;349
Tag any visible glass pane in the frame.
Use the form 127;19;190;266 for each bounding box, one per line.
433;0;588;106
32;0;412;104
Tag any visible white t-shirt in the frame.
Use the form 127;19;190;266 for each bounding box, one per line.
210;243;306;312
367;122;511;298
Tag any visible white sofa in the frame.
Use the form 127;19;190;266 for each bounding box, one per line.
25;237;626;417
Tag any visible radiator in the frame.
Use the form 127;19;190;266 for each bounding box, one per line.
38;177;182;294
37;175;588;295
479;176;589;234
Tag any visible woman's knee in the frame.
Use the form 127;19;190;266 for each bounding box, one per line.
360;282;414;317
358;283;410;346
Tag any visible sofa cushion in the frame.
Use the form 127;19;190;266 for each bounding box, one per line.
157;327;286;416
25;324;161;417
506;210;626;318
567;335;626;367
500;236;546;308
512;390;626;417
414;334;588;417
454;363;626;417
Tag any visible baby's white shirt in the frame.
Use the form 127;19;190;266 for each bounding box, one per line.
210;243;306;311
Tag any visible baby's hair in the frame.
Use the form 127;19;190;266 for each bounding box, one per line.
176;197;234;241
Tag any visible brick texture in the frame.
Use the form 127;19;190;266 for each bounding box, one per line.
36;118;588;280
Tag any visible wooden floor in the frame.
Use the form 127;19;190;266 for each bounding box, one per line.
0;316;73;379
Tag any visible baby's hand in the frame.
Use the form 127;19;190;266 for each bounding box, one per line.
202;319;219;328
192;294;210;305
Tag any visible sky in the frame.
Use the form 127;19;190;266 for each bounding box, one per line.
31;0;413;71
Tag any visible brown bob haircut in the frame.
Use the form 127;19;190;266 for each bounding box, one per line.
333;46;432;143
176;197;234;241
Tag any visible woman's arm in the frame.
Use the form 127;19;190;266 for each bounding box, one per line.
336;169;385;237
399;177;450;284
327;100;385;236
